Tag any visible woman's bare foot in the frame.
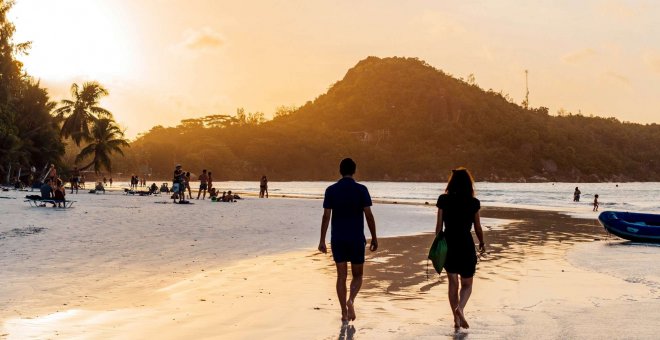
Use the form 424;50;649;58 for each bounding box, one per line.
347;299;356;321
455;306;469;329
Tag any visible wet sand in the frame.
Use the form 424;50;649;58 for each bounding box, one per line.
2;196;659;339
312;207;658;339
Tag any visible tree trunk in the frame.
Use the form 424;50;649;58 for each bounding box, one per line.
79;160;96;172
6;163;11;185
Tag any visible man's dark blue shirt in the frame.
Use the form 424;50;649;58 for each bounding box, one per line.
323;177;372;242
40;183;52;199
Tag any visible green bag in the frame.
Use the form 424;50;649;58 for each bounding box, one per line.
428;233;448;275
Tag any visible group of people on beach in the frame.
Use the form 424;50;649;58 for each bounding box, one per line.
37;176;67;207
318;158;485;330
102;177;113;186
171;165;215;203
170;165;250;203
129;175;147;190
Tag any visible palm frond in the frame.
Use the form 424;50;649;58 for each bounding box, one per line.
70;83;80;100
90;106;113;118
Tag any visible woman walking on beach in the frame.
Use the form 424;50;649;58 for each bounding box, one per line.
435;167;485;330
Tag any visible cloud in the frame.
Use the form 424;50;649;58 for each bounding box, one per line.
562;48;597;64
643;53;660;74
603;71;630;86
181;27;224;50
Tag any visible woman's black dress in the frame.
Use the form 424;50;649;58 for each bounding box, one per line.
436;193;480;277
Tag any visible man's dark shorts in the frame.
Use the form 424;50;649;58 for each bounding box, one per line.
331;239;366;264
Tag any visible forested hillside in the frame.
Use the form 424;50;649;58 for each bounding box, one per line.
115;57;660;182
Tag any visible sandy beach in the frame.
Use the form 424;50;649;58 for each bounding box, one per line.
1;189;659;339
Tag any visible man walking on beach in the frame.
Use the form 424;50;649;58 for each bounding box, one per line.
318;158;378;323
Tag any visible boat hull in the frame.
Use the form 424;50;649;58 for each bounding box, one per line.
598;211;660;243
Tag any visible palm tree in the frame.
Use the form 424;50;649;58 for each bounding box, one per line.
55;81;113;146
76;118;129;173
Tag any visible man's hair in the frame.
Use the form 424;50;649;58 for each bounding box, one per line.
339;158;356;176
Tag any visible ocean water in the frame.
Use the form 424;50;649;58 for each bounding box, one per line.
204;181;658;218
107;180;660;218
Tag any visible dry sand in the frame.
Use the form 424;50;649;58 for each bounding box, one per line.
1;190;659;339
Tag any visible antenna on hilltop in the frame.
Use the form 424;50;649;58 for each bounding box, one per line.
523;69;530;109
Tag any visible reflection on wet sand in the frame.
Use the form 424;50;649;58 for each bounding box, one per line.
338;322;356;340
362;207;607;295
323;206;658;339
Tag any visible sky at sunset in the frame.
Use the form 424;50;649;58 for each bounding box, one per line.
9;0;660;138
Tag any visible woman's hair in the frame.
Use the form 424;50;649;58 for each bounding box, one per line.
445;167;475;197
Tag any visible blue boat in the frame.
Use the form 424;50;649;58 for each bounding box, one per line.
598;211;660;243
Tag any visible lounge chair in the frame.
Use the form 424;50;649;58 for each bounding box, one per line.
24;196;76;208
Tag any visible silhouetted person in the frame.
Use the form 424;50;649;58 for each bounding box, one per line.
40;179;53;199
259;175;269;198
53;179;66;207
318;158;378;323
47;164;57;182
70;167;80;194
185;171;192;199
435;167;485;330
172;164;185;203
573;187;581;202
593;194;599;212
197;169;208;199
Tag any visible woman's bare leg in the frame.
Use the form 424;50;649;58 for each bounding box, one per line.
455;276;473;328
447;273;460;329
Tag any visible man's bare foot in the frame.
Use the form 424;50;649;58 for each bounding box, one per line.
455;307;469;328
452;309;461;330
347;299;356;321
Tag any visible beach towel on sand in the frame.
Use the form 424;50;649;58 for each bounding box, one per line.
428;233;448;275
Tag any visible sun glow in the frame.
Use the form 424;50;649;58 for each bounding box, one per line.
11;0;136;82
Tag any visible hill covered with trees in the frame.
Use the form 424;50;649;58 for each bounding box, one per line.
116;56;660;182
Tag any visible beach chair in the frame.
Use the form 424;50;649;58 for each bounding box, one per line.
24;197;76;208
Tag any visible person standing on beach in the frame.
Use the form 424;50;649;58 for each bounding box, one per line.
109;177;113;186
185;172;192;199
197;169;208;199
172;165;185;203
207;171;213;193
593;194;599;212
259;175;269;198
573;187;581;202
70;166;80;194
318;158;378;323
435;167;485;330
